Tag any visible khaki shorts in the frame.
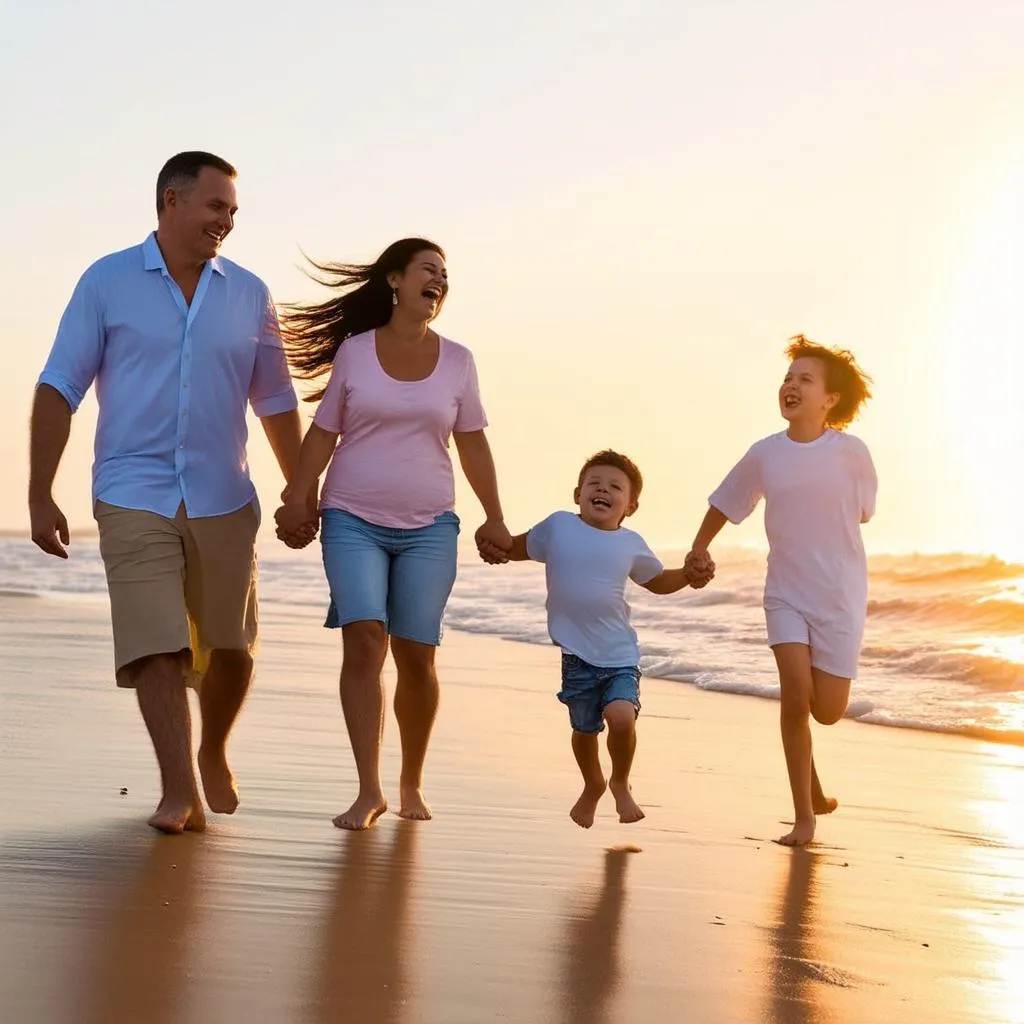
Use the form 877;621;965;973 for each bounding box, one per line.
95;500;259;689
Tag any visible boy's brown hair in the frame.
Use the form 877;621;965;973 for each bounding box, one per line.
577;450;644;502
785;335;872;428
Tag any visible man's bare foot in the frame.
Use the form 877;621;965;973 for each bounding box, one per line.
333;794;388;831
609;779;645;824
777;819;816;846
570;779;607;828
397;785;432;821
813;795;839;815
198;748;239;814
148;797;206;835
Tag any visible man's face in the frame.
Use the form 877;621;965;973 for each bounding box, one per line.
162;166;237;262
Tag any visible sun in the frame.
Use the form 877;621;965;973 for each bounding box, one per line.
942;146;1024;563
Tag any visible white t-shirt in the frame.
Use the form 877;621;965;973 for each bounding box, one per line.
526;511;664;667
709;429;877;618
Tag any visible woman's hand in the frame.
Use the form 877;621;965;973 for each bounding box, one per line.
475;518;513;564
683;549;716;589
275;499;319;550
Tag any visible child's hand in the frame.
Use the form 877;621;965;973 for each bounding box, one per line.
683;549;715;589
475;519;513;564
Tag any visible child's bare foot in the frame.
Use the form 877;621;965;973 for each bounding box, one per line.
397;786;432;821
813;795;839;815
570;779;607;828
777;819;816;846
197;747;239;814
609;779;645;824
148;797;206;835
333;793;388;831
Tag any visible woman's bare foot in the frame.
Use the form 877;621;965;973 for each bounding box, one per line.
333;794;388;831
609;779;645;824
777;819;816;846
813;795;839;815
148;797;206;835
197;747;239;814
397;785;432;821
570;779;607;828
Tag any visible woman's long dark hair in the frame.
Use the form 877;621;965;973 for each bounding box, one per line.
281;237;446;401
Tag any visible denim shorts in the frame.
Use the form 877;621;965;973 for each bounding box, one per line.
557;653;642;734
320;508;460;646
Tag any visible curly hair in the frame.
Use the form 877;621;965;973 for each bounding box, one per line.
577;450;644;501
785;335;872;428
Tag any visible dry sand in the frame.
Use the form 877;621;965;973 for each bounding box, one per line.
1;592;1022;1023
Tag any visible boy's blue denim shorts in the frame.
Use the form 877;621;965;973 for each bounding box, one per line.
320;508;460;646
557;652;642;734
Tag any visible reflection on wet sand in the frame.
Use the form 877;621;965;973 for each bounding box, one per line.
560;847;634;1024
81;831;205;1024
309;821;420;1024
765;850;824;1024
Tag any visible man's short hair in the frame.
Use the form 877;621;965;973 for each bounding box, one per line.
156;151;237;213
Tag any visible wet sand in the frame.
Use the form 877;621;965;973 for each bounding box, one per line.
1;592;1022;1023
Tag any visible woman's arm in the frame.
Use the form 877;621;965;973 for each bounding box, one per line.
453;429;512;562
274;423;338;539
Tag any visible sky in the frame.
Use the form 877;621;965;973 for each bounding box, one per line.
2;0;1023;557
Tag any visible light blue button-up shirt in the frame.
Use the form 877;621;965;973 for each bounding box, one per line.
39;233;298;519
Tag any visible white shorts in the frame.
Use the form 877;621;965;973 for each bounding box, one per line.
764;597;864;680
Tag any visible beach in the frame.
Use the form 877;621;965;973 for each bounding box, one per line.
1;591;1023;1024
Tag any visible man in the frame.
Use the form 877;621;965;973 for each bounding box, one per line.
29;151;308;834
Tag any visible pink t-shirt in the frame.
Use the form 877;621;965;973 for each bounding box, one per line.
313;330;488;529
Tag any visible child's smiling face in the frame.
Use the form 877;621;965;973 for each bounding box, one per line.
574;464;637;530
779;356;838;426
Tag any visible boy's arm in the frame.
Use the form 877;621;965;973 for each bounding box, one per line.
507;532;530;562
641;567;690;595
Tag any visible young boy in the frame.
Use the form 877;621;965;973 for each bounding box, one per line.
499;450;713;829
685;336;876;846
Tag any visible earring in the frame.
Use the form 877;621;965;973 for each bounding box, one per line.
392;289;398;307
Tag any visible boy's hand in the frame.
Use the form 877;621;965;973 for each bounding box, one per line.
683;549;715;589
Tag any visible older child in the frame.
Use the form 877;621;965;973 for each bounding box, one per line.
686;336;876;846
496;451;712;828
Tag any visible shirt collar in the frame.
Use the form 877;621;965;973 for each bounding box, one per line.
142;232;225;276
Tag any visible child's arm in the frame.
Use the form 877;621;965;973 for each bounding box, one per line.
640;568;691;595
507;533;530;561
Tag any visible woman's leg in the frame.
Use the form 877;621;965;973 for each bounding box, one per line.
386;513;460;820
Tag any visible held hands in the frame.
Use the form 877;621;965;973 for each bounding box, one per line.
683;549;716;589
475;518;513;565
274;484;319;550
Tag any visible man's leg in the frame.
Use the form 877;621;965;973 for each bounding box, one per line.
197;649;253;814
131;652;205;834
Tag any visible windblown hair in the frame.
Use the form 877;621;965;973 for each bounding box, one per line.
280;238;446;401
577;450;644;502
156;151;236;213
785;335;873;428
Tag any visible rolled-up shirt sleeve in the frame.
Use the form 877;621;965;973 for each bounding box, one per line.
249;294;298;417
38;271;104;413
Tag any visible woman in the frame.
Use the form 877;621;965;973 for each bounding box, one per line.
275;238;512;830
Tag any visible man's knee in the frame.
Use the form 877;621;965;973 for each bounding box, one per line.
126;650;189;688
209;648;254;681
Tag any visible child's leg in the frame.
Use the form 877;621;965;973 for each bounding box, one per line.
773;645;851;845
570;730;607;828
604;700;645;824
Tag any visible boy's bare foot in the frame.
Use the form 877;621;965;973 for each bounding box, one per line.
813;795;839;815
148;797;206;835
333;794;388;831
397;786;432;821
777;819;816;846
609;779;645;824
197;748;239;814
570;779;607;828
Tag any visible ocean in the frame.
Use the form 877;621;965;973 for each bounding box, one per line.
2;536;1023;746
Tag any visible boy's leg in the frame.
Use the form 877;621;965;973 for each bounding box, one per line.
808;664;852;815
773;643;817;846
570;730;607;828
604;700;644;823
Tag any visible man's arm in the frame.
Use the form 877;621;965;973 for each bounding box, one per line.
29;385;73;558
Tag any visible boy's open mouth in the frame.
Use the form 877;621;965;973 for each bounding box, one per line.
591;496;611;509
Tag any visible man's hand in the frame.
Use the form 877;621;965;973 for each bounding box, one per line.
683;549;715;589
475;518;513;565
29;496;70;559
274;500;319;550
